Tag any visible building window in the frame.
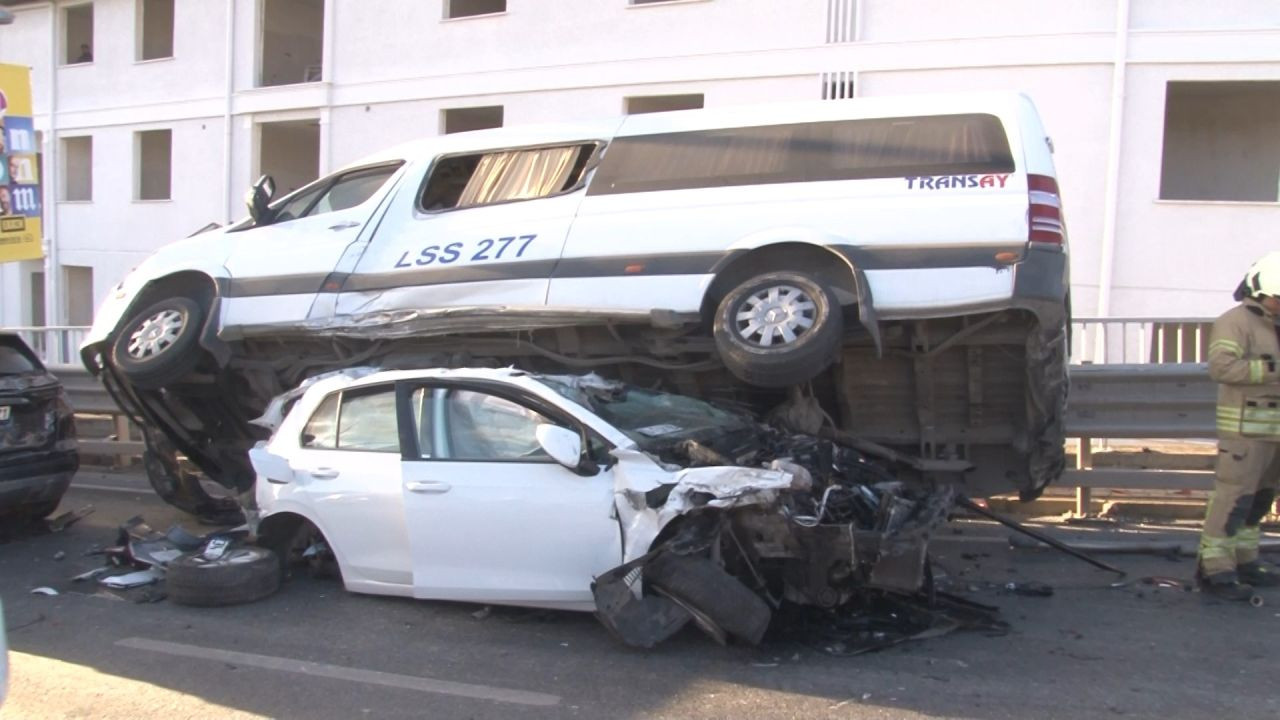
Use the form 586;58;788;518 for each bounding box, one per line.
259;0;323;87
624;94;704;115
444;0;506;19
442;106;504;134
138;0;175;61
821;71;855;100
64;4;95;65
62;136;93;202
1159;81;1280;202
137;129;172;201
258;119;320;196
64;266;94;326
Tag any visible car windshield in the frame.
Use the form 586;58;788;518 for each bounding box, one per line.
538;375;754;448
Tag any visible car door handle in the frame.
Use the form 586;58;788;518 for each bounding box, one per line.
405;481;452;494
308;468;340;480
328;220;360;231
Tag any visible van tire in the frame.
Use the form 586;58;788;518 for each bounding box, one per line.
112;296;205;389
713;271;842;388
167;546;282;607
644;553;771;645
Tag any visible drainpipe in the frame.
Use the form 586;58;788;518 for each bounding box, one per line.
1093;0;1130;358
222;0;235;223
44;0;60;328
318;0;336;174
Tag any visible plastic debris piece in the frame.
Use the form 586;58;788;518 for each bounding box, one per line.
71;567;110;582
47;505;95;532
30;586;59;596
99;567;164;589
53;551;66;561
202;536;231;560
471;606;492;620
1003;581;1054;597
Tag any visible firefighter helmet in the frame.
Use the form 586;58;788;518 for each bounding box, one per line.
1241;252;1280;300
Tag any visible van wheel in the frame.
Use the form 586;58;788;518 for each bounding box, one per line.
112;297;205;389
713;271;843;388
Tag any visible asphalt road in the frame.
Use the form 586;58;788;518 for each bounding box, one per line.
2;471;1278;720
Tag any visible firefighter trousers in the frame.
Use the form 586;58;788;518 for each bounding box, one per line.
1199;437;1280;575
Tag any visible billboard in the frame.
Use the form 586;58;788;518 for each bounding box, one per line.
0;63;42;264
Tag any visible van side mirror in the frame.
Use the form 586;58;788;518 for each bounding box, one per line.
535;424;597;476
245;175;277;225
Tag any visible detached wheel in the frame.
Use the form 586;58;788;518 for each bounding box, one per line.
167;546;281;607
644;553;771;645
713;271;842;388
112;297;205;389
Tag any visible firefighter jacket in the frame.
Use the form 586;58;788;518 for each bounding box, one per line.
1209;298;1280;440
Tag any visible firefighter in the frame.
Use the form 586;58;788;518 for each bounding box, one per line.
1198;252;1280;600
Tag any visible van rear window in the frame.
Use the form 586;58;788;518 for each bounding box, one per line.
587;113;1014;196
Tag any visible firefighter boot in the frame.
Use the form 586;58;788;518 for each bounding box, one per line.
1197;569;1256;601
1237;562;1280;588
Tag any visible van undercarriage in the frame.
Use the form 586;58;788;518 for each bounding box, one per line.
92;305;1066;521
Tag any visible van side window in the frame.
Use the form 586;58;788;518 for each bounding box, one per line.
587;114;1014;196
420;143;597;211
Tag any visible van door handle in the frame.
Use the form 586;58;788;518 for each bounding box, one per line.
308;468;339;480
406;481;451;494
328;220;360;231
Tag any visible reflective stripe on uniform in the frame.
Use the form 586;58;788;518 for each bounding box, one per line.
1216;407;1280;437
1237;525;1261;552
1199;532;1237;561
1251;359;1266;383
1211;339;1244;357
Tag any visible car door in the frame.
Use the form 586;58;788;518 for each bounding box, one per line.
399;383;622;608
220;163;404;332
333;142;602;319
285;383;414;588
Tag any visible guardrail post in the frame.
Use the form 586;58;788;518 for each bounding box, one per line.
113;414;134;467
1075;437;1093;516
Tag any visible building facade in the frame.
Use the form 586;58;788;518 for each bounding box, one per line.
0;0;1277;333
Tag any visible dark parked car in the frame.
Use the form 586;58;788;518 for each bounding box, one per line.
0;333;79;521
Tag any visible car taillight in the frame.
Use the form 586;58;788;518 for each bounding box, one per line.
1027;174;1065;247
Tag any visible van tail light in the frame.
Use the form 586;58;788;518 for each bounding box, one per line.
1027;174;1065;248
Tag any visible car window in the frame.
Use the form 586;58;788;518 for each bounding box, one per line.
0;342;39;374
271;162;402;224
444;389;551;461
300;386;400;453
301;393;340;449
337;387;400;452
420;143;596;212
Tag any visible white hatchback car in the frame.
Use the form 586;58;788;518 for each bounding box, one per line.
84;92;1069;519
249;367;952;647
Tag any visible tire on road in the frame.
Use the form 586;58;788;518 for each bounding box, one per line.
111;296;206;389
644;552;771;645
167;545;282;607
712;270;843;388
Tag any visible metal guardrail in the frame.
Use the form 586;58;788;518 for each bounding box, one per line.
10;325;88;368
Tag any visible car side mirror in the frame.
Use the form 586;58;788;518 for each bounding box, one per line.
245;175;277;225
536;424;596;475
249;446;294;485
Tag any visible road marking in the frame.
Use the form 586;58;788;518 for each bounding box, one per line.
115;637;561;708
72;482;150;494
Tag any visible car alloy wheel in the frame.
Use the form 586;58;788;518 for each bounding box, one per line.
732;284;817;349
126;307;186;360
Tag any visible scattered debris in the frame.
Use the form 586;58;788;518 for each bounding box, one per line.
29;586;58;596
1003;581;1054;597
958;496;1126;577
1140;576;1188;590
71;567;110;583
99;567;164;589
53;551;66;561
46;504;94;533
